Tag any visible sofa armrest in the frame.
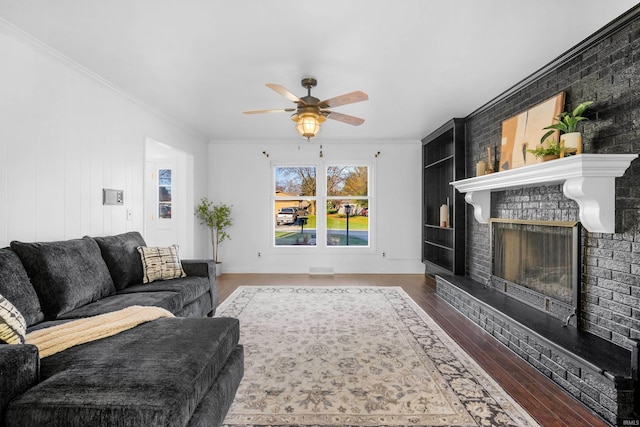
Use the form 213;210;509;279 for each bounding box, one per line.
181;259;215;278
0;345;39;425
181;259;219;314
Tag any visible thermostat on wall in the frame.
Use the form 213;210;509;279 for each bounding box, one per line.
103;189;124;205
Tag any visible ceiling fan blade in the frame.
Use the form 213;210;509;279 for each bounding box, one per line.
266;83;305;105
323;111;365;126
243;108;295;114
318;91;368;109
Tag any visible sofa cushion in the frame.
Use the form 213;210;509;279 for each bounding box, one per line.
118;276;211;306
0;294;26;344
10;237;116;319
6;317;240;427
186;345;244;427
175;293;213;318
26;318;74;333
93;232;147;291
0;248;44;326
0;344;40;425
57;292;183;320
137;245;186;284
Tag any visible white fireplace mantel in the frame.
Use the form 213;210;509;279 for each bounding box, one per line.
450;154;638;233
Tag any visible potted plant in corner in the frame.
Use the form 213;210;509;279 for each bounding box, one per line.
195;198;233;276
540;100;593;155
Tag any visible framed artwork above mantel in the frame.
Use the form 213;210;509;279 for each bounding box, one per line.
499;92;565;171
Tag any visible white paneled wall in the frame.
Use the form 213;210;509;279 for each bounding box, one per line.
0;22;209;255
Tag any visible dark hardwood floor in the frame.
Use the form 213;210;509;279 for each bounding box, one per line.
217;273;609;427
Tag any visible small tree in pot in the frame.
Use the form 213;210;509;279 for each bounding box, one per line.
195;198;233;274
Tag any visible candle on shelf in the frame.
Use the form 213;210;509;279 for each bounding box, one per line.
486;147;494;173
476;160;486;176
440;203;449;227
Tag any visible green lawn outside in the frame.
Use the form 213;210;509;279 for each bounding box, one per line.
298;215;316;228
326;214;368;230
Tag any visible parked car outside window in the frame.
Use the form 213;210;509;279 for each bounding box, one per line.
276;207;297;225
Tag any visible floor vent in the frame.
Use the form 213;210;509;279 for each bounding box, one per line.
309;267;334;275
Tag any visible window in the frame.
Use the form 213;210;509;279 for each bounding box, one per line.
273;163;370;248
274;166;317;246
326;166;369;246
158;169;172;219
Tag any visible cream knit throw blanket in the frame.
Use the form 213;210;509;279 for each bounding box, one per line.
26;305;174;358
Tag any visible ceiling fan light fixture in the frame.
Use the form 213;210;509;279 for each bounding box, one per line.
293;111;325;141
244;78;367;141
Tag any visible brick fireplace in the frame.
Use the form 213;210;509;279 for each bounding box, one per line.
440;153;639;425
433;7;640;425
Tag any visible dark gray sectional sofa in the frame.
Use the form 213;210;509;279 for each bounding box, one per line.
0;232;243;427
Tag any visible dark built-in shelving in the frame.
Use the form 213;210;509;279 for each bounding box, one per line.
422;118;466;275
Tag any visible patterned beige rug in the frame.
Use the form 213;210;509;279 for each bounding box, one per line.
217;286;539;426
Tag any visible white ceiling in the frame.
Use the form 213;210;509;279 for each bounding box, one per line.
1;1;637;142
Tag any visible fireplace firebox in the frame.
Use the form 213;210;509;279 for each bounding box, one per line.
489;219;580;326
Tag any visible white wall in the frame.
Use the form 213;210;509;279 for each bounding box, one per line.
0;22;209;256
209;139;424;274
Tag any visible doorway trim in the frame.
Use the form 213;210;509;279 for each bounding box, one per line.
144;137;194;258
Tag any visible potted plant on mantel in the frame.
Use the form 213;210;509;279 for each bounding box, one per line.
195;198;233;276
540;100;593;155
527;138;571;161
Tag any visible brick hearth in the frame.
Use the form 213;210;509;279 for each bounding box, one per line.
436;275;637;424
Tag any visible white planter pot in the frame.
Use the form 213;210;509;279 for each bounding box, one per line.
215;262;222;277
561;132;582;154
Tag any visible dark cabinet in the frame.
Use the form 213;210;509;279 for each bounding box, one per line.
422;118;465;275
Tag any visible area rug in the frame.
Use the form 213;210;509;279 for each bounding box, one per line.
216;286;539;427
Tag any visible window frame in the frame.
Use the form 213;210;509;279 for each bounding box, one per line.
325;164;371;248
271;160;374;252
272;163;318;248
158;168;173;220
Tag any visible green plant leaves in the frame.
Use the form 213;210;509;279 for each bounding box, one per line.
540;100;593;142
572;101;594;118
195;197;233;263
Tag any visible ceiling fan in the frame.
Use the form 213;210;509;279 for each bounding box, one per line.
243;78;369;140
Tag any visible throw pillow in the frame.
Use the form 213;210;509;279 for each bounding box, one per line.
93;232;147;290
10;237;117;319
0;293;27;344
137;245;186;284
0;248;45;327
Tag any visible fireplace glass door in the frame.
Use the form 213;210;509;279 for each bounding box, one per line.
491;220;579;312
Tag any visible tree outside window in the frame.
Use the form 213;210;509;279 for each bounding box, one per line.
326;166;369;246
274;166;316;246
272;164;370;248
